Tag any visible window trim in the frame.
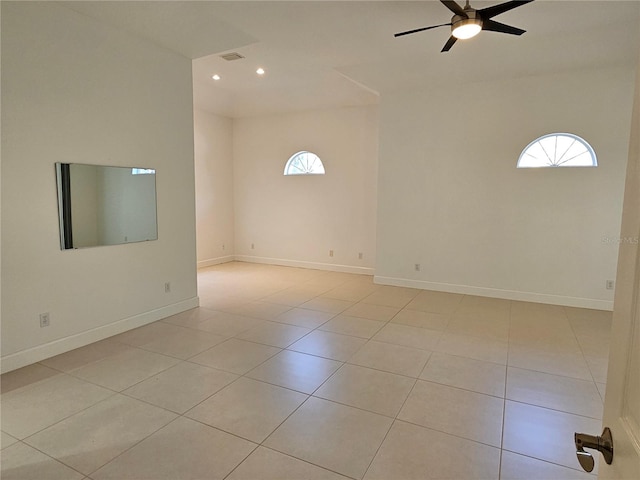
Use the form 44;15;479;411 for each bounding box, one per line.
517;133;597;168
284;151;325;176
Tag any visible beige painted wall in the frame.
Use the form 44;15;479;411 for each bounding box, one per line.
1;2;198;371
376;67;635;309
194;109;235;267
231;106;379;273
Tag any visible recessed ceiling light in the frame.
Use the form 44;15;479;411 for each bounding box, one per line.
212;74;221;81
256;68;265;75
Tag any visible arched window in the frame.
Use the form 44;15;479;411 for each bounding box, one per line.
284;151;325;175
517;133;597;168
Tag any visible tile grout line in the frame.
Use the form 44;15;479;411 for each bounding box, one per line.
3;438;88;479
498;299;514;480
4;265;613;480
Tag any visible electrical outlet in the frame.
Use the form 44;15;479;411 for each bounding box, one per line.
165;282;171;293
329;250;334;257
251;243;255;250
606;280;615;290
358;252;363;260
222;244;225;251
414;263;421;272
39;312;50;328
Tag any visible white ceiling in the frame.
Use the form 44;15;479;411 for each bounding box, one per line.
62;1;640;118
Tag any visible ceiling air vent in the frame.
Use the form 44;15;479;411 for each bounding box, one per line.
220;52;245;61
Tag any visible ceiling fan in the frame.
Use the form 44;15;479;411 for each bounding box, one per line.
395;0;534;52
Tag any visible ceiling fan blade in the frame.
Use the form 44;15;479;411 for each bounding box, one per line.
478;0;534;20
482;19;526;35
441;36;458;52
441;0;468;18
394;23;452;37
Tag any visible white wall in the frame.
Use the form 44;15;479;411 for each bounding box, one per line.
232;106;379;273
193;109;235;267
376;67;635;309
1;2;198;372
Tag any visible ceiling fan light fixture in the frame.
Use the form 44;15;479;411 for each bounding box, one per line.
393;0;534;52
452;17;482;39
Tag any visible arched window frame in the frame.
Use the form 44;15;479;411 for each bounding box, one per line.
284;151;325;175
517;133;597;168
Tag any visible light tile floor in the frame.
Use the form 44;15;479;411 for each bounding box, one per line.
1;262;611;479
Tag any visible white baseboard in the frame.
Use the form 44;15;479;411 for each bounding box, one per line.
0;297;200;374
235;255;374;275
197;255;235;269
374;276;614;311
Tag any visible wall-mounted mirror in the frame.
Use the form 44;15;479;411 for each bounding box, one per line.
55;163;158;250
